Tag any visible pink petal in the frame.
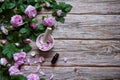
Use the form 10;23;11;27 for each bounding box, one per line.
39;71;46;76
36;65;40;71
39;56;45;63
50;74;54;80
24;66;29;71
34;61;37;64
27;59;31;65
63;57;68;63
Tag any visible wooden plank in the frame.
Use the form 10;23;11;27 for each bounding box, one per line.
53;24;120;39
37;15;120;39
57;15;120;25
41;0;120;15
21;66;120;80
28;40;120;66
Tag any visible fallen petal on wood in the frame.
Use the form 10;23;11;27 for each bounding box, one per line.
39;71;46;76
24;66;29;71
39;56;45;63
63;57;68;63
49;74;54;80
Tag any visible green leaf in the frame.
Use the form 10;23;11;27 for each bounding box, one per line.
32;18;38;23
30;34;37;41
0;8;3;13
8;3;15;9
52;11;56;16
35;3;42;11
61;12;66;17
2;43;20;59
64;4;72;12
59;2;66;9
56;17;65;23
6;35;14;41
40;78;45;80
0;43;3;53
35;0;38;2
19;27;31;39
0;66;10;80
1;77;9;80
19;5;25;12
22;44;32;52
20;28;28;34
37;24;45;31
11;75;27;80
6;31;19;42
1;3;6;10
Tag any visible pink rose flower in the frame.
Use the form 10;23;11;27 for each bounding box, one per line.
24;5;37;18
9;66;22;75
10;15;23;27
57;10;62;17
13;52;26;66
0;58;8;66
43;17;55;27
27;74;39;80
30;23;38;29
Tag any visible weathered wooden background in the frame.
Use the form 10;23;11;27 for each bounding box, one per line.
21;0;120;80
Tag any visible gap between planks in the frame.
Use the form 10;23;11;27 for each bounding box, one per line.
23;64;120;67
54;38;120;40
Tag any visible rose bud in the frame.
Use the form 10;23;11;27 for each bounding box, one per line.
23;38;32;44
57;10;62;17
30;23;38;29
1;40;7;45
45;2;50;8
0;58;8;66
1;26;8;35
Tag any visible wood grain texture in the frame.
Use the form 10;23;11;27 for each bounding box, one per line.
21;66;120;80
22;0;120;79
27;40;120;66
37;15;120;39
41;0;120;15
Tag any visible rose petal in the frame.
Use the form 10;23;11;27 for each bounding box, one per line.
24;66;29;71
27;58;31;65
36;65;40;71
39;71;46;76
63;57;68;63
39;56;45;63
50;74;54;80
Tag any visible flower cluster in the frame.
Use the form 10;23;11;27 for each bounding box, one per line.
13;52;26;67
9;52;26;75
0;0;72;80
